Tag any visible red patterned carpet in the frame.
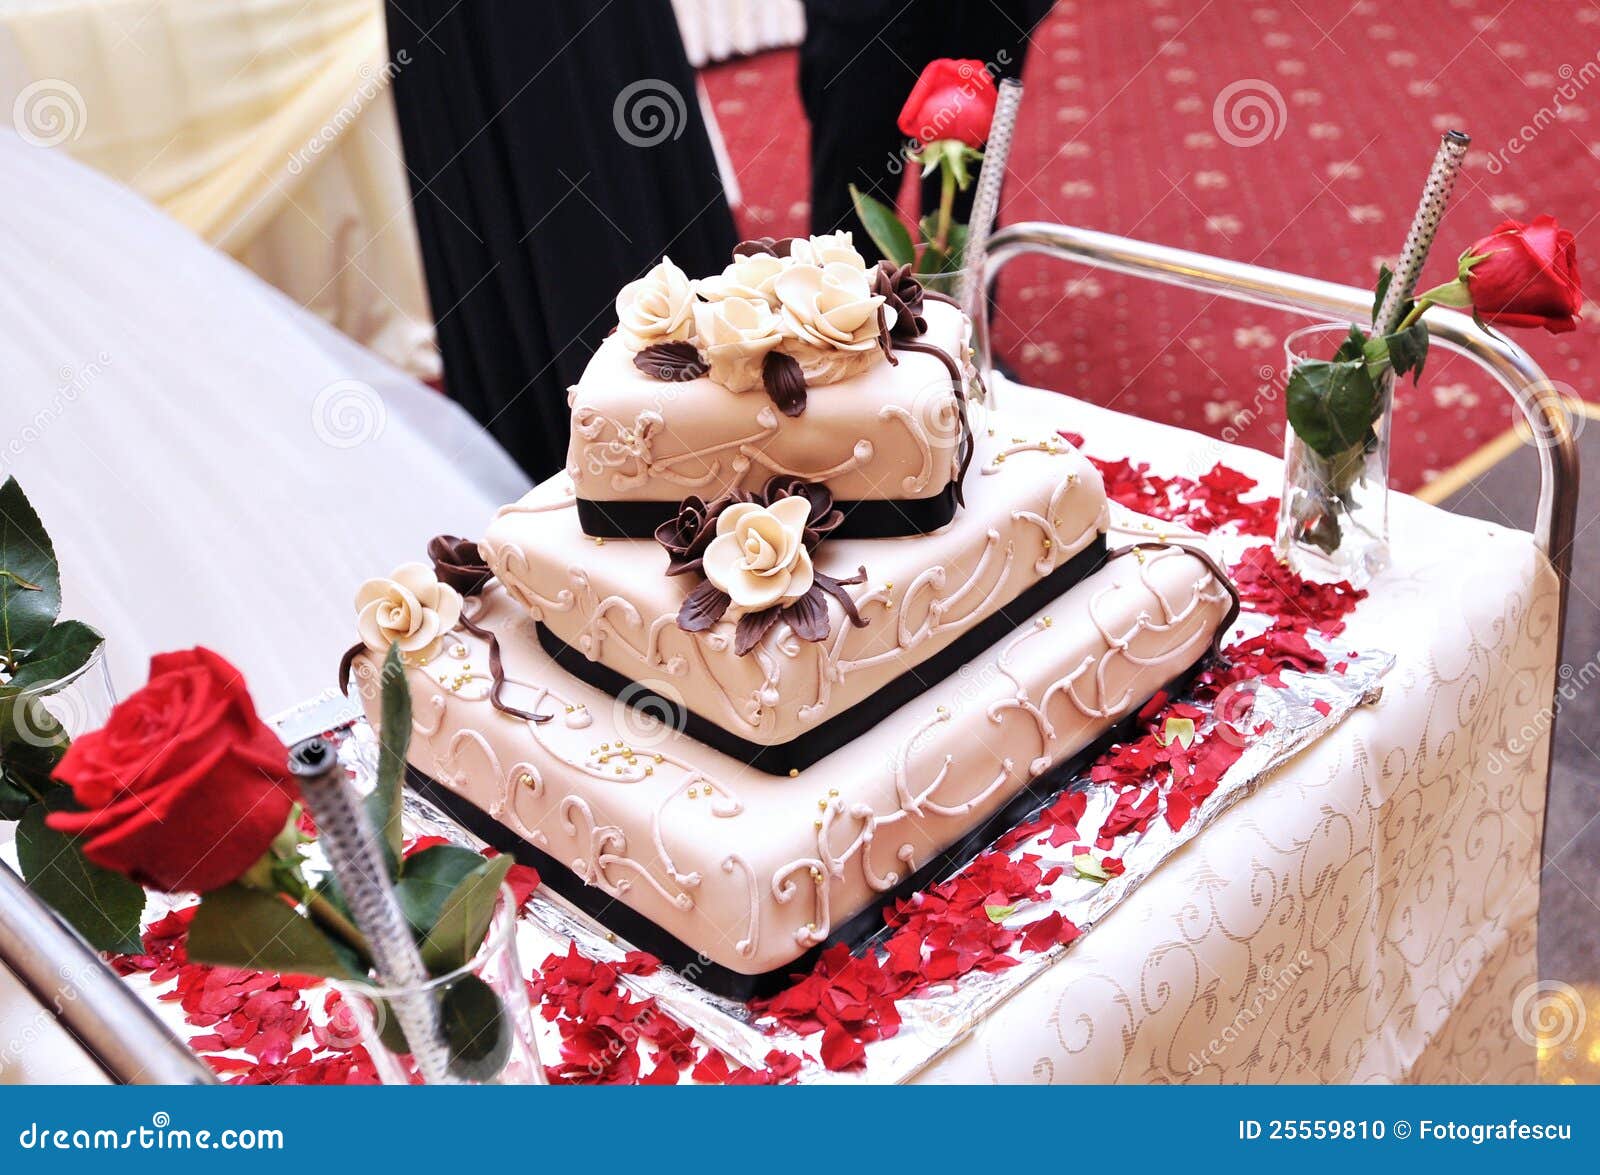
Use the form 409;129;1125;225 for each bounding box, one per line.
701;0;1597;493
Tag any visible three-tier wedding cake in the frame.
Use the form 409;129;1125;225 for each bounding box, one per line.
348;234;1237;997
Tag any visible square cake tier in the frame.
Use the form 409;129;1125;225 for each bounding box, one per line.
567;298;971;538
352;543;1235;990
481;424;1110;771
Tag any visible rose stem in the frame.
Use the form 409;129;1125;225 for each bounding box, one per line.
288;736;456;1085
1374;130;1471;336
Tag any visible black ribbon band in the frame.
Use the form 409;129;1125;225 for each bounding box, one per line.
405;648;1206;1002
536;535;1108;775
576;480;962;541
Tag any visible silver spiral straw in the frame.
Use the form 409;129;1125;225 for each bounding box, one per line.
290;737;456;1085
958;77;1025;331
1374;130;1471;333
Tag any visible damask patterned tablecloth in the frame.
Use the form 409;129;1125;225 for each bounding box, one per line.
909;382;1555;1084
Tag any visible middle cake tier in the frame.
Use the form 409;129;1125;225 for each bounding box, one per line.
480;428;1110;771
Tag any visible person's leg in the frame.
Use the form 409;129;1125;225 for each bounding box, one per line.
800;2;919;253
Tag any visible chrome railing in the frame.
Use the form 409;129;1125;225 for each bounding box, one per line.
974;222;1579;618
0;862;215;1083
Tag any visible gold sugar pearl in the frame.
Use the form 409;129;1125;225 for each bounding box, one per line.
594;537;605;546
1043;616;1054;628
654;753;664;763
687;786;698;798
813;819;823;830
817;799;828;811
645;765;654;776
788;768;799;778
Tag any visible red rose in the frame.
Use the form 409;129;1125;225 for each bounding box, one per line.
1463;216;1582;334
896;59;997;148
49;648;298;893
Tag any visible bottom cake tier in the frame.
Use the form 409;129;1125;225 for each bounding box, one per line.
350;543;1236;995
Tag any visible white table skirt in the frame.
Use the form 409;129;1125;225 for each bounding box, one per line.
912;385;1553;1084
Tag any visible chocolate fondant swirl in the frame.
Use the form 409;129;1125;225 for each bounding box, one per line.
872;261;928;341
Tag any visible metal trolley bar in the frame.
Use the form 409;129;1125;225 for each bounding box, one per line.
974;222;1580;610
0;862;216;1083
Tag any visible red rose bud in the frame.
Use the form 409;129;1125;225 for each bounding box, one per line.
1461;215;1582;334
49;647;299;893
896;58;997;148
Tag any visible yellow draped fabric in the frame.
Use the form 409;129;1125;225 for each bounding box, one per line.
0;0;435;377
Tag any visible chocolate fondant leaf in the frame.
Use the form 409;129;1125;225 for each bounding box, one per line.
733;607;782;656
783;589;829;643
813;567;870;629
763;351;807;417
427;534;493;596
733;236;799;259
678;581;731;632
635;341;709;382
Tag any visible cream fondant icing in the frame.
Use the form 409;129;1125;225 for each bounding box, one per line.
483;425;1111;750
352;543;1233;976
567;298;970;505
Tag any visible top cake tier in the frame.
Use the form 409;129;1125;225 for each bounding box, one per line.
566;236;974;540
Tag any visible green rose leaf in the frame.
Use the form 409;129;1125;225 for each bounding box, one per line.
440;973;513;1082
1285;358;1382;460
1383;319;1429;382
0;478;61;663
368;642;410;874
396;844;499;939
4;620;104;694
418;854;512;975
1370;264;1393;324
848;185;916;268
0;728;69;819
188;884;363;979
15;802;145;955
984;903;1016;922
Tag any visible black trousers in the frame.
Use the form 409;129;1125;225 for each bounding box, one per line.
799;0;1052;255
386;0;738;480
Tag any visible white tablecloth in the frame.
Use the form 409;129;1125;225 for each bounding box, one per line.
0;139;1553;1085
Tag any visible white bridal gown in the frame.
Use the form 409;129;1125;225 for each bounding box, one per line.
0;131;531;713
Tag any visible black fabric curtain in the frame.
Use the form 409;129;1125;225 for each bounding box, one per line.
386;0;739;480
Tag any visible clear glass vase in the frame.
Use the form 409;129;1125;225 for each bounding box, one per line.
332;884;545;1085
1276;322;1393;587
5;640;115;741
